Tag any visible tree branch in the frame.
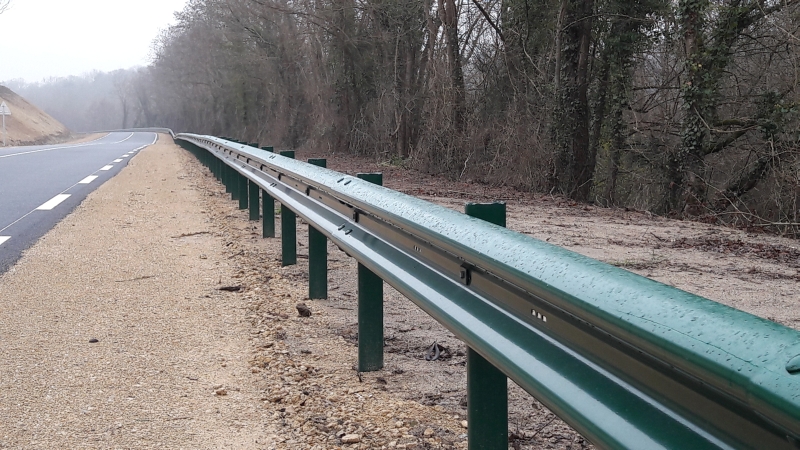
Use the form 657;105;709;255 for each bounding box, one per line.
470;0;504;42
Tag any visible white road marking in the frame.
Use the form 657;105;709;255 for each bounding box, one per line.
122;155;129;158
0;236;10;246
100;165;113;171
0;134;110;159
79;175;99;184
110;133;134;144
37;194;71;211
113;159;123;163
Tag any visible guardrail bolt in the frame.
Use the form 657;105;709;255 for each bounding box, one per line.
280;150;297;266
357;173;384;372
308;159;328;299
465;202;508;450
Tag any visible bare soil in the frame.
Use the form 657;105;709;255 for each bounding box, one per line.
0;86;70;146
0;138;797;449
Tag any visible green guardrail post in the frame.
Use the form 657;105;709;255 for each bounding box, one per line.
231;168;240;202
280;150;296;266
238;171;248;210
464;202;508;450
223;165;231;193
262;189;275;238
248;179;260;221
260;146;275;237
357;173;384;372
307;158;327;299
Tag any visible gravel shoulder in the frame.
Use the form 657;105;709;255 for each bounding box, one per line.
0;137;276;449
1;138;797;449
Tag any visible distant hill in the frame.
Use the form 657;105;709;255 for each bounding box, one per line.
0;85;70;146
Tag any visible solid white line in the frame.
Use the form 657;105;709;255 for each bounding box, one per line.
100;165;113;171
0;236;10;246
37;194;71;211
113;159;123;163
78;175;98;184
110;133;134;144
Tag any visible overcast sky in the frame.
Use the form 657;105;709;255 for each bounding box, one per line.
0;0;188;83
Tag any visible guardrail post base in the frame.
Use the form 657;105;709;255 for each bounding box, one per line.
465;202;507;450
248;179;260;221
308;158;327;299
280;151;297;266
357;173;384;372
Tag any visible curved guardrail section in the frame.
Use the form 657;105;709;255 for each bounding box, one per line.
176;133;800;450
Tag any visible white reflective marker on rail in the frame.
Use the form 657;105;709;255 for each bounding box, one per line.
0;236;10;246
79;175;98;184
100;165;113;171
37;194;71;211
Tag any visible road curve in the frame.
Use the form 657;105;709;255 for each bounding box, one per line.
0;132;158;273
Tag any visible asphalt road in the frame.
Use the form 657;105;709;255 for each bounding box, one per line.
0;132;158;273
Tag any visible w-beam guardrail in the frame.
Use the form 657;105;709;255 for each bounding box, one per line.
175;133;800;450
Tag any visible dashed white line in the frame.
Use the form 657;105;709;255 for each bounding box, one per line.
79;175;99;184
100;165;113;171
122;155;129;158
37;194;71;211
0;236;10;246
113;159;123;163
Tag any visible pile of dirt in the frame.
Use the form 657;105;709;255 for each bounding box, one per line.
0;85;70;146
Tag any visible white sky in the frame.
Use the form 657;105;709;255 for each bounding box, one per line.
0;0;188;83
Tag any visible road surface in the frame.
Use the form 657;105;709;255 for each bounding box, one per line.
0;132;157;273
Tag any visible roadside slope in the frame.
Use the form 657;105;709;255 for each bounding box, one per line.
0;85;69;145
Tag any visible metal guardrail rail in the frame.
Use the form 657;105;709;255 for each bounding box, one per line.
175;133;800;450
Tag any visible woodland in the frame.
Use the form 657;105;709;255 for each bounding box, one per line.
9;0;800;233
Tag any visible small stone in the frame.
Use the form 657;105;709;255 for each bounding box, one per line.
341;434;361;444
423;428;434;437
215;389;227;396
296;303;312;317
88;338;99;343
460;420;468;429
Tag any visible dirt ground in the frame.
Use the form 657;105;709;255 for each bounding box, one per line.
0;137;797;449
0;86;70;146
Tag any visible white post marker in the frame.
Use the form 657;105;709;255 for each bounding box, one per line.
0;101;10;147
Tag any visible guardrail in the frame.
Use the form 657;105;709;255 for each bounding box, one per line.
83;127;176;138
175;133;800;450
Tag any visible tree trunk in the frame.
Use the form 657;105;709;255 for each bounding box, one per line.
439;0;466;130
553;0;595;201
